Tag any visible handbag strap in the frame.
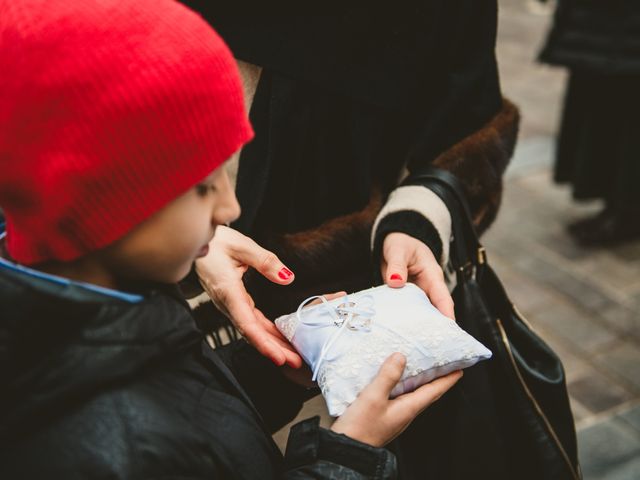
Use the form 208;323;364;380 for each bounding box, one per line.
401;166;486;276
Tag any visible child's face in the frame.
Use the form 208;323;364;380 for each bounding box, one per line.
99;166;240;285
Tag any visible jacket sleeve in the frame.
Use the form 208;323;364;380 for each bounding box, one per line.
370;0;512;272
370;96;519;275
214;343;398;478
371;185;452;268
282;417;397;479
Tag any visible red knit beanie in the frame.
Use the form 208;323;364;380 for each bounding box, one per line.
0;0;253;265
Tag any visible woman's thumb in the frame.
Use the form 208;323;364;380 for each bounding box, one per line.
383;250;409;289
368;353;406;395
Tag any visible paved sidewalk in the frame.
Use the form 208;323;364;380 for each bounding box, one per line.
275;3;640;478
488;2;640;478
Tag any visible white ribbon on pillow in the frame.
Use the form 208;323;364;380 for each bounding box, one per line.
295;294;435;382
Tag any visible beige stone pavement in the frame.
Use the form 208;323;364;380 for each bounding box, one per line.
274;2;640;478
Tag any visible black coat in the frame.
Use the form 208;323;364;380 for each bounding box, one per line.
179;2;513;322
182;1;503;235
540;0;640;74
0;255;397;479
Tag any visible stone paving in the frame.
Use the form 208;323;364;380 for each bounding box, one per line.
489;2;640;478
275;2;640;478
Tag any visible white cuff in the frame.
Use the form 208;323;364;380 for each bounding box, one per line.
371;185;452;265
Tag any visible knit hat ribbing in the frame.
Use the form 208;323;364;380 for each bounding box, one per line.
0;0;253;264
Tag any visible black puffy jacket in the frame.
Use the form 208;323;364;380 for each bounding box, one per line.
0;251;397;479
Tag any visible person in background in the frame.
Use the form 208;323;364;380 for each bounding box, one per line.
540;0;640;246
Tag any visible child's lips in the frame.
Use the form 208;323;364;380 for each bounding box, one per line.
197;229;216;258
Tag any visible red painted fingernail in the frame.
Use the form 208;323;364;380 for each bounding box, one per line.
390;273;402;281
278;267;293;280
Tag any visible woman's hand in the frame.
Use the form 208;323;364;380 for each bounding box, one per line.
330;353;462;447
195;226;302;368
381;232;455;319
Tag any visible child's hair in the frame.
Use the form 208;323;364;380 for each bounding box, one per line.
0;0;253;265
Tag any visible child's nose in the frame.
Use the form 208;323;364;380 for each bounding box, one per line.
213;194;241;226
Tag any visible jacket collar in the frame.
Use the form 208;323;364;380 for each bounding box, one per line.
0;231;202;438
0;227;271;445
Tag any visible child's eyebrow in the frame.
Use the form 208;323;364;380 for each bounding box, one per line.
201;173;217;183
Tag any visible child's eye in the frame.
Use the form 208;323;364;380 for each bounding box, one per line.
196;183;209;197
195;184;216;197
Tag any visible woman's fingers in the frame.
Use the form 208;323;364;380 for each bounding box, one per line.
324;291;348;301
223;289;287;365
382;232;455;320
195;226;301;366
413;255;455;320
239;322;287;366
424;280;455;320
306;291;348;307
254;308;303;368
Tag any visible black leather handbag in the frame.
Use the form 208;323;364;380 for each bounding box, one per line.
393;167;581;480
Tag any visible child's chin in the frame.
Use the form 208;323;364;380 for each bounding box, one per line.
168;263;194;284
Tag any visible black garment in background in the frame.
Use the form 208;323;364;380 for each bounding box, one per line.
539;0;640;75
184;1;503;235
0;258;397;479
238;70;414;235
554;72;640;209
540;0;640;210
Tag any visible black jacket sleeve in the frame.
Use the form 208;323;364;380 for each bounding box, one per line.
283;417;397;479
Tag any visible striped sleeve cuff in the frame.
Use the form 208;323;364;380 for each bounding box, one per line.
371;185;452;266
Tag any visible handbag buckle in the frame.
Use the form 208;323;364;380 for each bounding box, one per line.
478;247;486;265
458;261;476;279
458;248;485;278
